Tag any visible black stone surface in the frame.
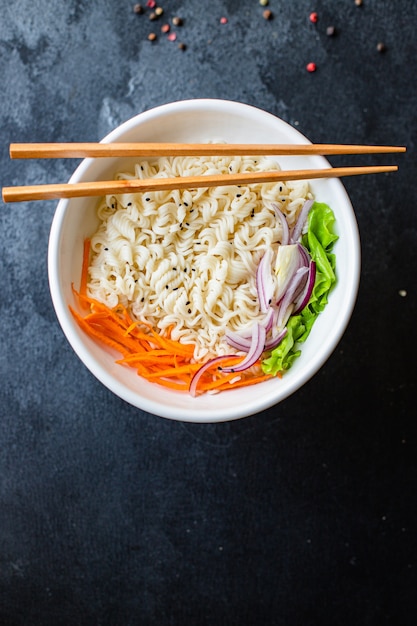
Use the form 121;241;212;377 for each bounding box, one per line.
1;1;416;624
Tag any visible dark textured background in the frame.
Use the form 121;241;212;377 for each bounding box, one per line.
1;1;416;624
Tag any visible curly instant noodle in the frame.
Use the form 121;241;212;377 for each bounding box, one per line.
87;154;313;361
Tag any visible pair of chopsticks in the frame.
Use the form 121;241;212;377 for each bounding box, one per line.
2;142;406;203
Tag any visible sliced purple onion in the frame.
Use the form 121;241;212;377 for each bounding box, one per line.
271;203;290;245
293;260;316;314
297;242;310;267
290;199;314;243
276;266;309;328
189;354;242;397
262;306;275;332
275;244;304;304
225;329;252;352
264;327;288;351
221;323;266;373
256;248;274;313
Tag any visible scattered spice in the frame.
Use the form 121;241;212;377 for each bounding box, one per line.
377;42;386;53
168;32;177;41
178;41;186;50
220;17;228;24
306;62;317;72
259;0;269;6
354;0;363;6
309;12;318;23
326;25;336;36
155;6;163;16
263;9;273;20
133;3;144;14
147;32;157;41
172;16;183;26
146;0;156;7
149;11;157;21
161;23;170;33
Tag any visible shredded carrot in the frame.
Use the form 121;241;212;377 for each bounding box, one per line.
69;288;275;395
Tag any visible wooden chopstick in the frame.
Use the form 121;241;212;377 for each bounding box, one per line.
2;165;398;203
9;142;406;159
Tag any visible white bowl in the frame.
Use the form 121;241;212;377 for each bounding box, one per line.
48;99;360;422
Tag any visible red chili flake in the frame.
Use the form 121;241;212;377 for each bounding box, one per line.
167;32;177;41
306;62;317;72
309;12;318;23
220;17;228;24
146;0;156;7
161;23;170;33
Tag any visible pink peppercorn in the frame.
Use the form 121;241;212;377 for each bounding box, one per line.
220;17;228;24
306;62;317;72
309;12;318;23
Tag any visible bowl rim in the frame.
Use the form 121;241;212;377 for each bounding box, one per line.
48;98;361;422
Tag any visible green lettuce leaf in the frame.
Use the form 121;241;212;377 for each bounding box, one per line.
262;202;338;376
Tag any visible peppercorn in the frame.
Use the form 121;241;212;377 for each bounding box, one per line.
263;9;273;20
309;12;318;23
306;62;317;72
133;3;144;14
326;25;336;36
354;0;363;6
172;16;183;26
178;42;187;50
377;42;386;53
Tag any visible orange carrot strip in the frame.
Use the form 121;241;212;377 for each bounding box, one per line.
196;372;241;391
145;363;201;379
214;373;274;391
87;316;146;354
70;306;131;357
149;377;190;391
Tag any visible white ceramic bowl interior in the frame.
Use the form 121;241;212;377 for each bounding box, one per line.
48;99;360;422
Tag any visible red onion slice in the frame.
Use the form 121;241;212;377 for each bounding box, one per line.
297;242;310;267
275;244;304;304
264;327;288;351
221;323;266;373
272;203;290;245
189;354;242;397
276;266;309;328
290;199;314;243
225;329;252;352
293;260;316;314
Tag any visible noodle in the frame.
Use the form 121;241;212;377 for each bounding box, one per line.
87;153;313;360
